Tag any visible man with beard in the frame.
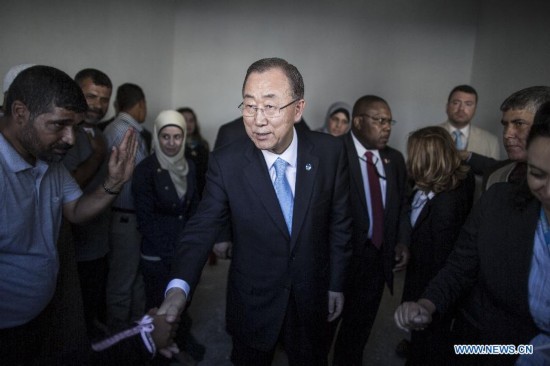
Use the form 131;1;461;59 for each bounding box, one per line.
0;65;138;365
332;95;410;366
62;68;114;338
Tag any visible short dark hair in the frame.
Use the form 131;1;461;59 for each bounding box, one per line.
242;58;304;100
116;83;145;112
500;86;550;114
448;85;478;103
352;95;389;118
5;65;87;119
527;101;550;147
74;68;112;89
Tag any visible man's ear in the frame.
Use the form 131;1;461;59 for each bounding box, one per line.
11;100;30;124
293;99;306;123
353;116;362;129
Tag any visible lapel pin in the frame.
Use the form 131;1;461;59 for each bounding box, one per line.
305;163;312;171
384;158;390;164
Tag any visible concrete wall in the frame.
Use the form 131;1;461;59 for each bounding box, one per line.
2;0;548;156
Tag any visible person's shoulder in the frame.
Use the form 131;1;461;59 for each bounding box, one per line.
300;129;342;148
382;145;405;159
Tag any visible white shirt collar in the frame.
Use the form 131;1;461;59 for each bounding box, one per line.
446;120;471;140
261;127;298;168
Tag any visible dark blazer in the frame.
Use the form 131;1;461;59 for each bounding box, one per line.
402;172;474;302
342;132;409;291
424;183;539;365
132;154;199;259
214;116;310;149
171;128;352;351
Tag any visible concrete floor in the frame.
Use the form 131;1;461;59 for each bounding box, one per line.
187;259;407;366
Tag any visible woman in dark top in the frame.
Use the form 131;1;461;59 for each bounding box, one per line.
133;110;204;364
401;126;474;365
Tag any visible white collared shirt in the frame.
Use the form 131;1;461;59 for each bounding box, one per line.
446;121;471;148
351;131;387;240
261;127;298;195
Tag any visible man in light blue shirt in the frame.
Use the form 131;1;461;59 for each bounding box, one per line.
0;65;138;365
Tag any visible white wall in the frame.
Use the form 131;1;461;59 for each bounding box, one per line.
172;0;479;153
0;0;176;123
471;0;550;157
3;0;549;157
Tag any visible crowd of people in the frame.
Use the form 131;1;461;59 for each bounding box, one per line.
1;58;549;366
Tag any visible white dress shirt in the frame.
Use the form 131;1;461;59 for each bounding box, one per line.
351;131;387;240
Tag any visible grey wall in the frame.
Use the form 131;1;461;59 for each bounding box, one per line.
172;0;479;153
471;0;550;151
0;0;176;123
1;0;548;156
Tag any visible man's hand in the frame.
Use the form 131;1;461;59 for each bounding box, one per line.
157;288;187;323
394;299;435;332
104;128;138;191
393;243;410;272
213;241;232;259
327;291;344;322
147;308;178;350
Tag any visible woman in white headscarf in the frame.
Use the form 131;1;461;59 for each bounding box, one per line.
132;110;204;363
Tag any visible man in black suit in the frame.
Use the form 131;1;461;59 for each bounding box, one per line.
333;95;410;366
158;58;352;365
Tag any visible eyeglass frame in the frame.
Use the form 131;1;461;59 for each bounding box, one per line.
358;113;397;127
238;98;300;118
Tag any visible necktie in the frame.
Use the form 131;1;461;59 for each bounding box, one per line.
366;151;384;249
453;130;465;150
273;158;294;234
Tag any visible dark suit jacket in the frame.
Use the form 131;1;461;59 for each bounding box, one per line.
132;154;199;259
402;172;474;302
342;132;409;292
214;116;310;149
424;183;539;365
171;128;352;351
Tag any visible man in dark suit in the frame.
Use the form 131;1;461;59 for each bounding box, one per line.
158;58;352;366
333;95;410;366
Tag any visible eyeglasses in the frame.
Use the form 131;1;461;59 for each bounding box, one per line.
359;113;396;127
238;99;300;118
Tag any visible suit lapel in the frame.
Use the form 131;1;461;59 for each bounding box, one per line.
242;143;290;240
290;132;318;250
380;148;395;218
412;197;432;230
344;134;369;214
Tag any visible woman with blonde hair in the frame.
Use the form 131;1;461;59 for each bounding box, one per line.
400;126;474;365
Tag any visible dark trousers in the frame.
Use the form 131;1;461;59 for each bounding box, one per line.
231;290;330;366
333;244;386;366
0;306;51;366
77;255;108;338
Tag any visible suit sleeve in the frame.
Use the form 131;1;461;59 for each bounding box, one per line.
328;142;353;292
467;152;498;175
170;153;231;295
421;185;490;315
